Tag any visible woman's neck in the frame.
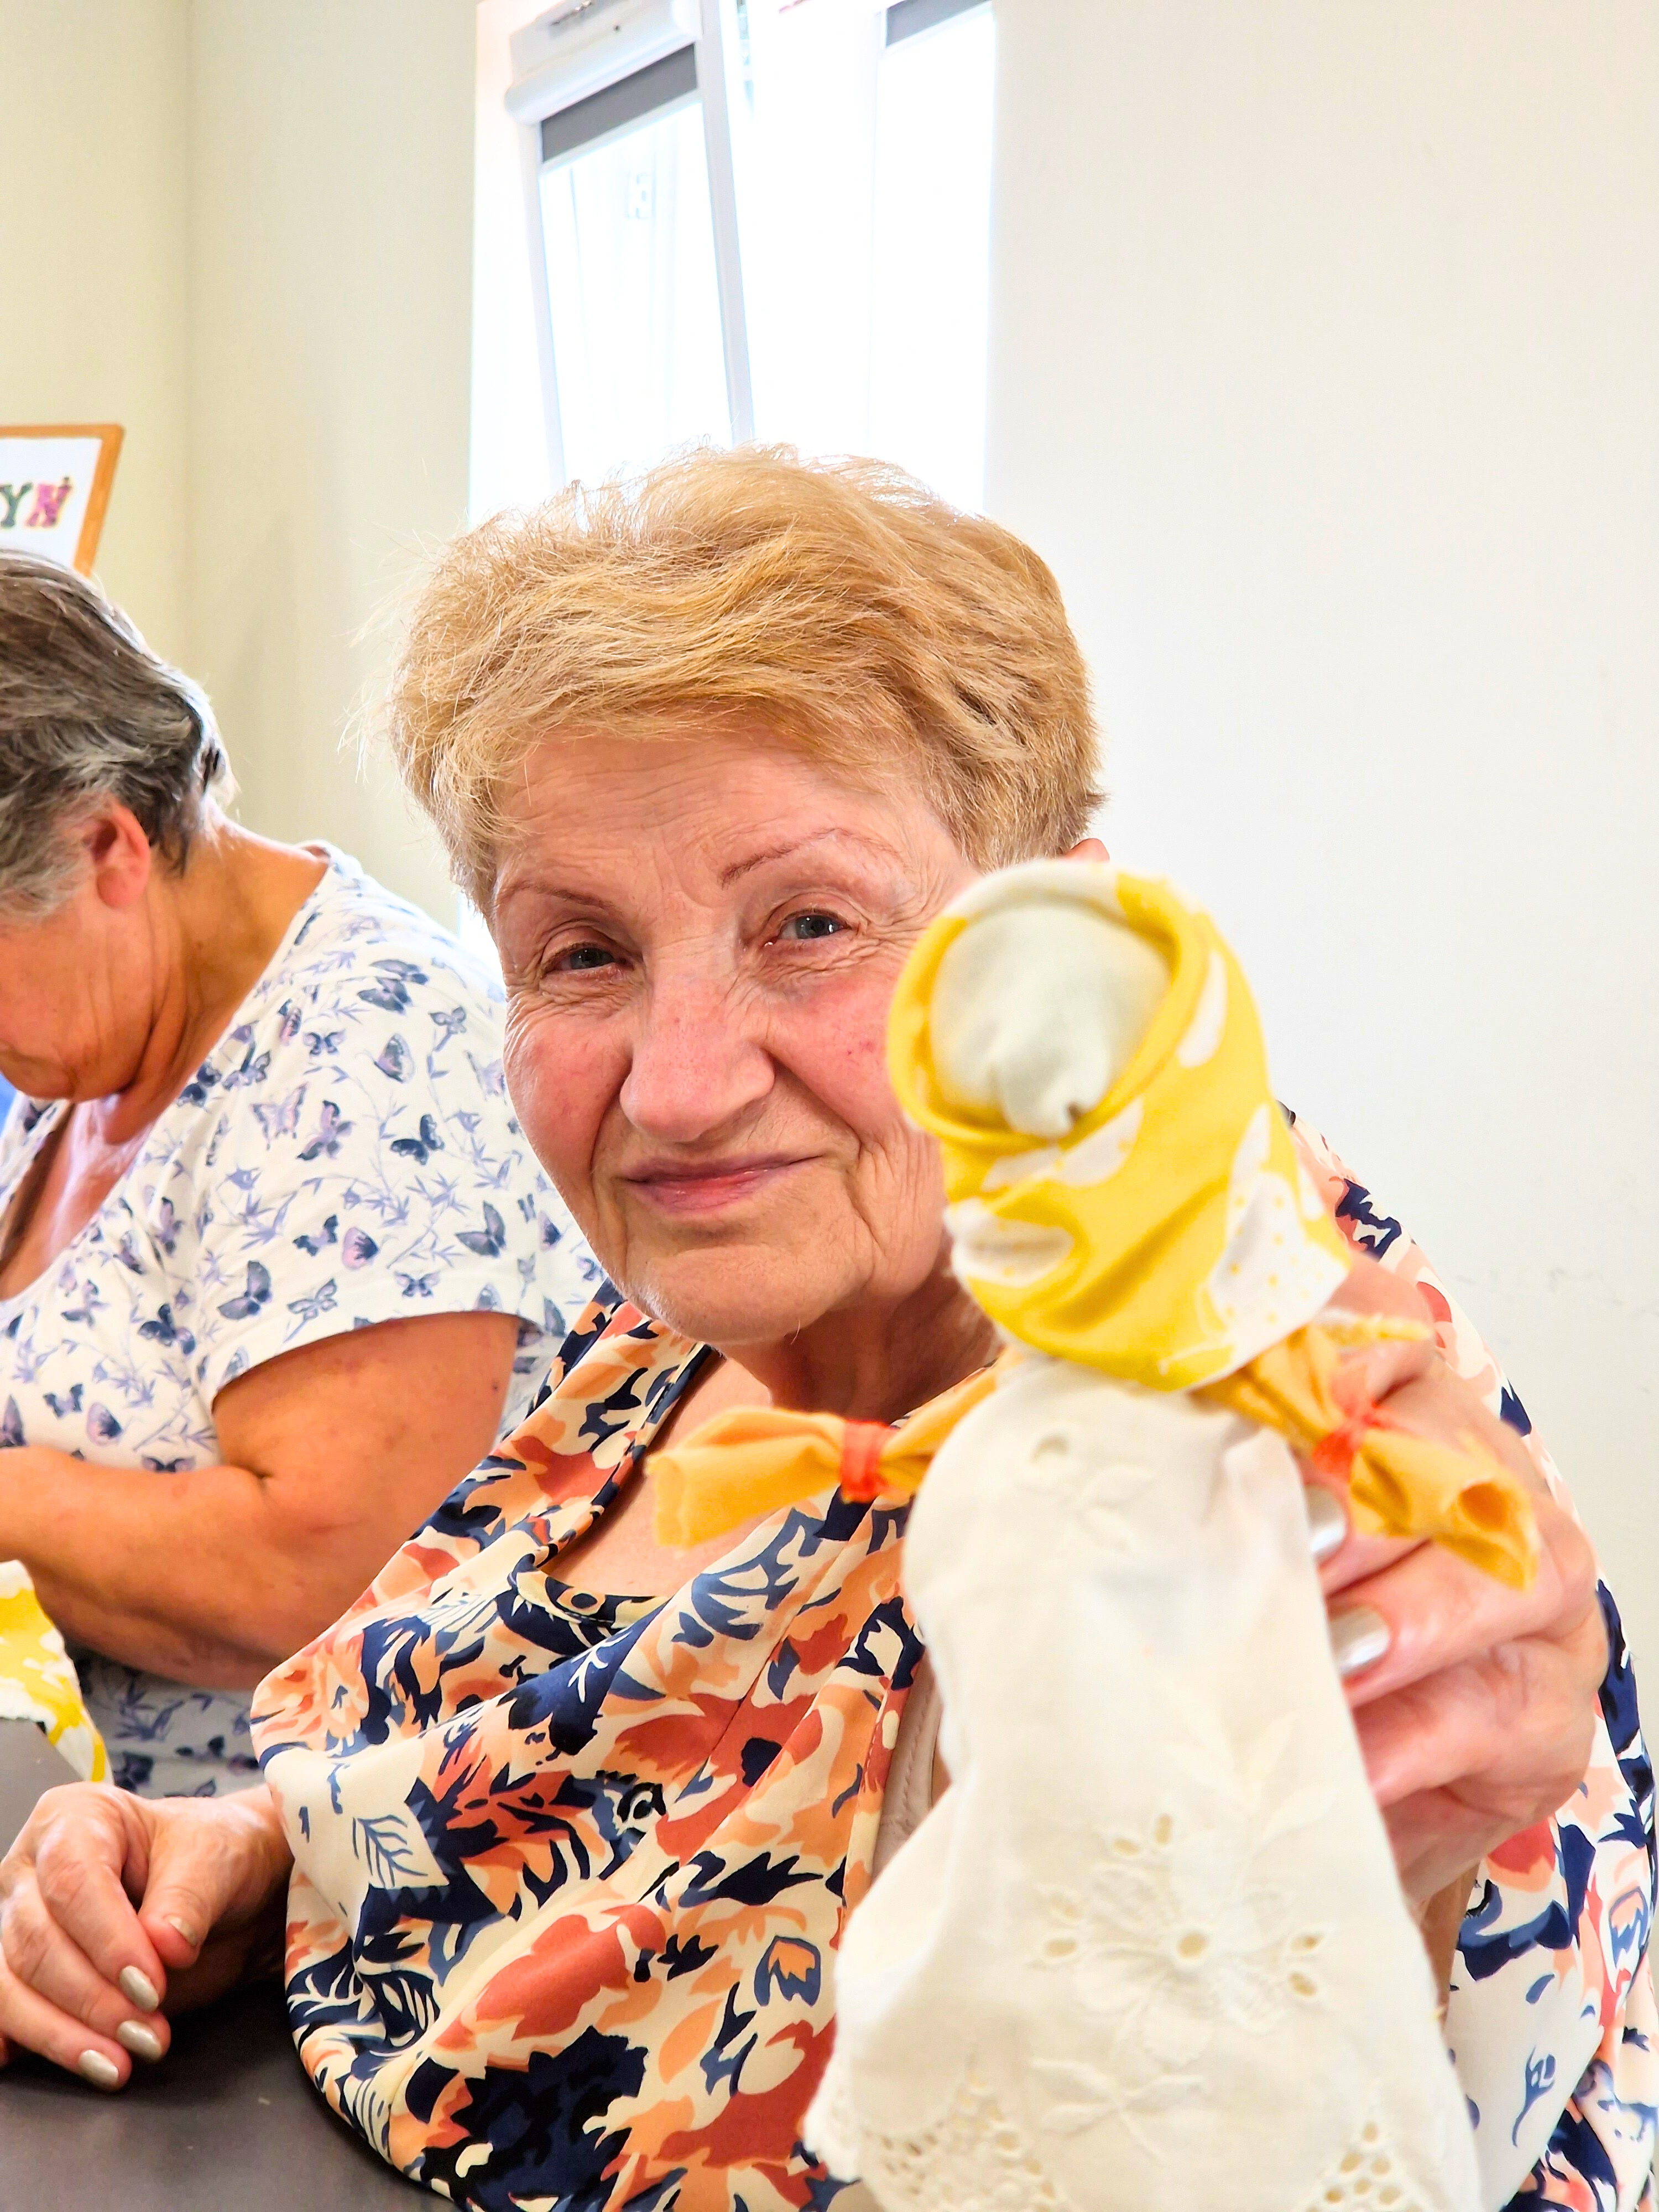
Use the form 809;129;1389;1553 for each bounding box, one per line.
88;827;326;1147
723;1255;999;1426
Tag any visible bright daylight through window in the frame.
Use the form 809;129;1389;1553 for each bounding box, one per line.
504;0;995;512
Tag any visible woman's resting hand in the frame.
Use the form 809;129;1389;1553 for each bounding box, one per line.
0;1782;292;2089
1313;1260;1606;1915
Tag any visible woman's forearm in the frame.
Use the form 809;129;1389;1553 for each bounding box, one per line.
0;1313;522;1687
0;1446;371;1686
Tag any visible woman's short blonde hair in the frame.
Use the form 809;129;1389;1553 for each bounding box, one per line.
386;446;1102;907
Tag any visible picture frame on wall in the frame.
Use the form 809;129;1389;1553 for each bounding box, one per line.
0;424;124;575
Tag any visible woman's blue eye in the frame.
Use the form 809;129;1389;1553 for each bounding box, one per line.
780;912;844;942
556;943;616;971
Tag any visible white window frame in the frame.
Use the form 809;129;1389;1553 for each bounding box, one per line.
505;0;989;487
507;0;754;484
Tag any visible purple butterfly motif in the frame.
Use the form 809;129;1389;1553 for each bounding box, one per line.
219;1262;273;1321
456;1203;507;1260
87;1403;124;1444
293;1214;339;1256
1;1397;23;1449
341;1227;379;1270
138;1303;197;1356
179;1061;222;1108
390;1114;443;1167
358;958;429;1015
254;1087;307;1144
299;1102;352;1162
61;1279;105;1324
222;1041;273;1091
375;1035;412;1083
286;1282;338;1326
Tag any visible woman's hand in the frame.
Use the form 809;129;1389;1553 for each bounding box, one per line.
1311;1260;1606;1919
0;1782;292;2090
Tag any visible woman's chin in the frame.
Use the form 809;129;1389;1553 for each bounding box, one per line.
626;1245;849;1352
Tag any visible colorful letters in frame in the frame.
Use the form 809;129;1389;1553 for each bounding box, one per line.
0;425;123;574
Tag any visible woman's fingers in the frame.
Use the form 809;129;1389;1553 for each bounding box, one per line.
134;1807;263;1973
22;1787;170;2005
0;1872;171;2064
0;1944;136;2090
1353;1634;1602;1816
1329;1491;1599;1710
0;1781;286;2088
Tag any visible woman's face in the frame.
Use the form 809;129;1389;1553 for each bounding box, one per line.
0;825;158;1100
493;732;979;1351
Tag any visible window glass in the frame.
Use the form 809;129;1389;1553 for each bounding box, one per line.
729;0;879;461
539;97;732;482
869;4;995;509
726;0;993;506
503;0;994;507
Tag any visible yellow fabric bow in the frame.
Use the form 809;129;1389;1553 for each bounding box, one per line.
650;864;1536;1589
1202;1318;1536;1586
652;1366;999;1550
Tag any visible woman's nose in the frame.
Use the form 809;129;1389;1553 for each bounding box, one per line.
618;985;775;1144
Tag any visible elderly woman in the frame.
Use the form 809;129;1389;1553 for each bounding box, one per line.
0;554;596;1796
0;457;1649;2206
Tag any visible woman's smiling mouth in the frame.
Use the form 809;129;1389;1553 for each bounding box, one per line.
620;1154;817;1218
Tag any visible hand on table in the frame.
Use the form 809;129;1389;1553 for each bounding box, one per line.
0;1781;291;2090
1310;1259;1605;1921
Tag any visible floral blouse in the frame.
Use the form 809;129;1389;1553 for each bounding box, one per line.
252;1133;1656;2212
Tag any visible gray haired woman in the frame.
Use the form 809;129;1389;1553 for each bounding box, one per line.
0;552;596;1797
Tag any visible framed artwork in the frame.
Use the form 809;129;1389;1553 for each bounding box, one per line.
0;424;124;575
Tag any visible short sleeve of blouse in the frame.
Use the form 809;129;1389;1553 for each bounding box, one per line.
171;854;597;1406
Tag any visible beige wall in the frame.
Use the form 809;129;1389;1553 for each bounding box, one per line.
187;0;477;917
1;0;477;917
0;0;191;660
988;3;1659;1662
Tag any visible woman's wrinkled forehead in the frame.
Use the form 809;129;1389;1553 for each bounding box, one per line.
491;728;969;920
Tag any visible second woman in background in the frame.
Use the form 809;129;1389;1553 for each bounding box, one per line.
0;553;597;1794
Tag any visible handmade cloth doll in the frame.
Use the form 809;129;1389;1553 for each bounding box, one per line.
0;1561;106;1780
651;861;1537;2212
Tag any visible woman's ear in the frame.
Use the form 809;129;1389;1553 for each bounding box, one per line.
82;805;154;911
1063;836;1109;864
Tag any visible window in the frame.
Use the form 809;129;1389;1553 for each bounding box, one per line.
503;0;993;506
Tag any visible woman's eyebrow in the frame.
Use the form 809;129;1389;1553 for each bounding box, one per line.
493;880;626;932
717;828;893;888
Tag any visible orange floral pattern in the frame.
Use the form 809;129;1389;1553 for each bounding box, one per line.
250;1125;1655;2211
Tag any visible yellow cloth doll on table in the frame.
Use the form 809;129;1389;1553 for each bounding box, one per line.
0;1561;106;1782
652;860;1536;2212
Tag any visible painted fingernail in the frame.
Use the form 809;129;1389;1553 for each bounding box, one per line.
116;2019;164;2062
1331;1605;1392;1678
118;1966;159;2013
163;1916;200;1952
1306;1486;1348;1564
77;2049;121;2090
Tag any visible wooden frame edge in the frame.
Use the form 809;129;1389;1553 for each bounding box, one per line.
0;423;125;575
